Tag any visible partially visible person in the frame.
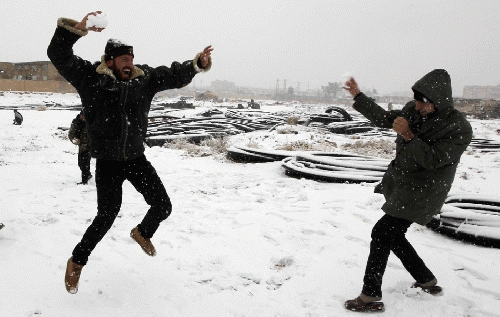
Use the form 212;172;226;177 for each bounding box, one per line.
47;11;212;294
13;110;23;125
342;69;472;312
68;111;92;184
247;99;260;109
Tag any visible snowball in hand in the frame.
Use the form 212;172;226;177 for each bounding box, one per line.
341;72;352;84
86;13;108;29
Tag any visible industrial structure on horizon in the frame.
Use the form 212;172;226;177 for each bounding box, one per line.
463;85;500;99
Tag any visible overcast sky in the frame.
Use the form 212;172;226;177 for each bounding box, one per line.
1;0;499;96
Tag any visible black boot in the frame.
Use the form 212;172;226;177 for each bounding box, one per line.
345;294;384;312
78;174;92;185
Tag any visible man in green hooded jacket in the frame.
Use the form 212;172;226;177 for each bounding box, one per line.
343;69;472;312
68;111;92;184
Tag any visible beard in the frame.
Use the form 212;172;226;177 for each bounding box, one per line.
111;66;132;81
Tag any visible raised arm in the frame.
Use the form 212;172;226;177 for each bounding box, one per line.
148;45;213;93
343;77;402;129
47;12;104;90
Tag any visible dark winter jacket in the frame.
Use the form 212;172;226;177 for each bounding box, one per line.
353;69;472;225
68;113;89;152
47;18;211;161
13;110;23;125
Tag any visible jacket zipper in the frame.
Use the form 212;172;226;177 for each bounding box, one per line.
119;84;129;160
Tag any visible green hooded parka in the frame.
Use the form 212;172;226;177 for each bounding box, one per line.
352;69;472;225
68;112;89;152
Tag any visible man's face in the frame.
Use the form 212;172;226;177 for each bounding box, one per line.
108;54;134;81
415;100;435;117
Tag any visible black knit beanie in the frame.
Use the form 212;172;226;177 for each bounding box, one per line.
413;90;433;104
104;39;134;61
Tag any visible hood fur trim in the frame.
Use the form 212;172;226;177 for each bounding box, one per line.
193;52;212;72
57;18;88;37
96;56;145;80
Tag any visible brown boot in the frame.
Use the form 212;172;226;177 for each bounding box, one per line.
345;293;384;312
130;227;156;256
65;257;84;294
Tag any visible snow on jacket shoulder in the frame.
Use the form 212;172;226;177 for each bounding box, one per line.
47;18;210;161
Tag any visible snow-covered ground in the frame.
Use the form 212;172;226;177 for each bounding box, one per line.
1;93;500;317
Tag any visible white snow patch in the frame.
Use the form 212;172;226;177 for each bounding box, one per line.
0;93;500;316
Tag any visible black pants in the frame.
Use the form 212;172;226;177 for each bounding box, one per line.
78;149;92;182
72;155;172;265
362;214;435;298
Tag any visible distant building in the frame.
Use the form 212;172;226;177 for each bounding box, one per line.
463;85;500;99
210;80;236;93
0;61;65;81
0;61;75;93
454;98;500;119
